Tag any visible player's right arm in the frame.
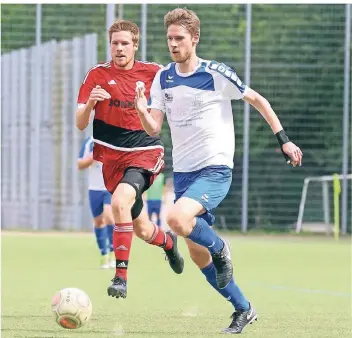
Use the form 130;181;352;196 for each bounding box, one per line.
76;69;111;130
135;70;165;136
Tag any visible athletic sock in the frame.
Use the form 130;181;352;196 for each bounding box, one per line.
106;224;114;252
145;223;173;250
201;262;250;311
94;227;108;256
187;217;224;254
113;223;133;280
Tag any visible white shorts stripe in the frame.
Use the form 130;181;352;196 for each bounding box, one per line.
149;157;164;174
149;155;162;173
93;138;164;152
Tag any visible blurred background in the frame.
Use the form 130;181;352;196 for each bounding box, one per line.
1;3;351;234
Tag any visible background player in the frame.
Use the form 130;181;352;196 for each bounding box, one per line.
76;20;184;299
135;8;303;334
77;136;115;269
145;172;165;227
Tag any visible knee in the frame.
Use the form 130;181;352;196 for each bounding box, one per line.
166;210;191;237
94;217;104;228
111;195;134;217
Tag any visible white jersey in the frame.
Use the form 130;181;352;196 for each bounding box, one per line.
149;59;247;172
78;136;107;191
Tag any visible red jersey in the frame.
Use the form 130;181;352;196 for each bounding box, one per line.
77;60;163;152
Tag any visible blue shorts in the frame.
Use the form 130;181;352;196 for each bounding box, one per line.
88;190;112;218
147;200;162;216
173;165;232;226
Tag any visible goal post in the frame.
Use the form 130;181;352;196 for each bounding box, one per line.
296;173;352;234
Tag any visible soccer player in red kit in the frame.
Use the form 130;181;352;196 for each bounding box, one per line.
76;20;184;299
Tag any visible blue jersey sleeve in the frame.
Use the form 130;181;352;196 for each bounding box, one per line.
78;137;93;159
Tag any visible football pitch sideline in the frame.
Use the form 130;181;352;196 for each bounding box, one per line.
1;232;351;338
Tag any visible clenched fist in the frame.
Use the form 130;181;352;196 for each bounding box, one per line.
282;142;303;167
88;85;111;106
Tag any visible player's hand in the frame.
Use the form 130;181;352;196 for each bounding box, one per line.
282;142;303;167
88;85;111;106
134;87;148;114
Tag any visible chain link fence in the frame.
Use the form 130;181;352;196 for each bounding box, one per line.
1;4;351;231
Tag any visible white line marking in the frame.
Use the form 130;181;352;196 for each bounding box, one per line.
249;282;351;298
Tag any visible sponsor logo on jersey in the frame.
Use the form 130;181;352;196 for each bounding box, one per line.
166;75;174;83
109;99;134;108
165;91;173;102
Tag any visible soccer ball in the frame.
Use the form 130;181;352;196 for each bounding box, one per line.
51;288;92;329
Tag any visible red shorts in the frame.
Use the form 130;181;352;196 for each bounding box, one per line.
93;143;165;194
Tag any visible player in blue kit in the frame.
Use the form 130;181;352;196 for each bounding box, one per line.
135;8;303;334
78;136;115;269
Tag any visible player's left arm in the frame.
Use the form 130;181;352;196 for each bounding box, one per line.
243;88;303;167
77;153;94;170
77;138;94;170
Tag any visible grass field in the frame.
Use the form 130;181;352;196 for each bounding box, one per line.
1;232;351;338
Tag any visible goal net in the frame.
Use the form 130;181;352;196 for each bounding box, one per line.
296;174;351;234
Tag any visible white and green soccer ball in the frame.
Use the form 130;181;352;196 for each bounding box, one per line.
51;288;92;329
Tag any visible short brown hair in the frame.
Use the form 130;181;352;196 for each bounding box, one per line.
164;8;200;37
108;20;139;45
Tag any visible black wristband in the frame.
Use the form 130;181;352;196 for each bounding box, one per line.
275;129;291;163
275;129;290;146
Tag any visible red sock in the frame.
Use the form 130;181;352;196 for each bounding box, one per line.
146;223;173;250
113;223;133;280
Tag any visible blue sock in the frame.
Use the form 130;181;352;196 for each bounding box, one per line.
106;224;114;252
94;227;108;255
187;217;224;254
201;262;250;311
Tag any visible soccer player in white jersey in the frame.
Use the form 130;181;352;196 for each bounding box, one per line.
135;8;303;334
78;136;115;269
